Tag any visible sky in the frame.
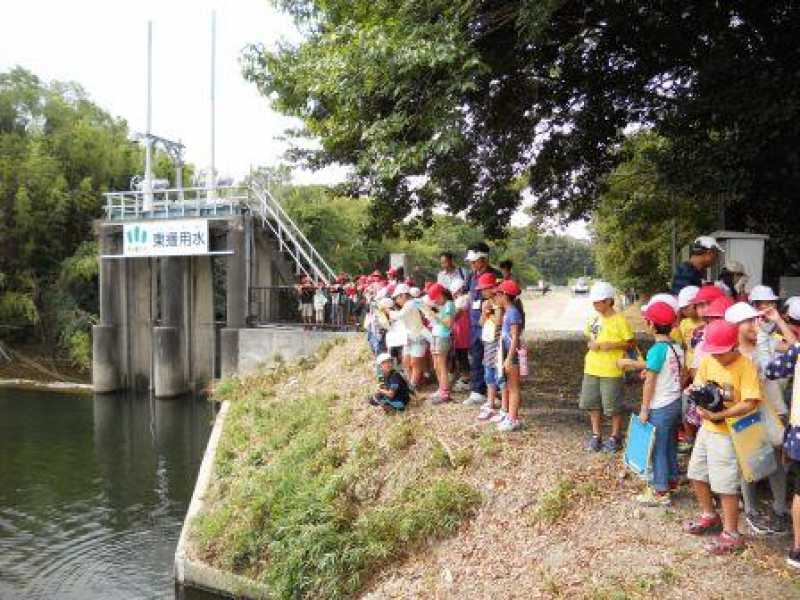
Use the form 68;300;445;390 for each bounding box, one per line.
0;0;587;238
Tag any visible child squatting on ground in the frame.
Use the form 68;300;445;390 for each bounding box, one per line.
368;353;410;412
580;281;635;453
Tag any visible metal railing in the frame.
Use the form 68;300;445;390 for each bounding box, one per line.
249;183;337;286
249;286;362;331
103;186;249;220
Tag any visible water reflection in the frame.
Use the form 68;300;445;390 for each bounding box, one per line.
0;389;214;600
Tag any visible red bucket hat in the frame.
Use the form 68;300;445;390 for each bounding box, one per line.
691;285;724;305
702;319;739;354
496;279;521;297
644;301;677;326
476;272;498;291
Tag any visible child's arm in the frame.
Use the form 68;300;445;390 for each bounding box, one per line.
765;342;800;380
378;386;395;398
698;397;759;422
640;371;657;422
504;323;521;369
590;340;632;351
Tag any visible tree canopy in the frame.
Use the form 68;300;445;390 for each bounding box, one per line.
0;68;173;366
245;1;800;256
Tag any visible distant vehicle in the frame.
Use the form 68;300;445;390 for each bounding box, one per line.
527;280;551;295
572;277;589;295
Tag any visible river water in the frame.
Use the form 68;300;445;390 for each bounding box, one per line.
0;388;215;600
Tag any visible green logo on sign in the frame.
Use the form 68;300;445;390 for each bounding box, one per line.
127;226;148;244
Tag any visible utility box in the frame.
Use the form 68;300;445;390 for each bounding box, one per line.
707;230;769;287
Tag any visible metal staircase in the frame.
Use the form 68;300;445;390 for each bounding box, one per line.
248;183;337;286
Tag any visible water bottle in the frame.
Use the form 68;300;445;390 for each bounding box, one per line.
517;345;529;377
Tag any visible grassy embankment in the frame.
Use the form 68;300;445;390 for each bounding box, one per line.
190;335;800;600
191;340;481;598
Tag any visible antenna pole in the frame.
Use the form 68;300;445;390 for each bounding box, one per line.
209;10;217;200
143;20;154;212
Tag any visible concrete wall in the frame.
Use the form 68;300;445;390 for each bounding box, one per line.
237;326;360;376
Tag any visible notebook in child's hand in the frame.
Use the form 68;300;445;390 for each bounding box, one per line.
624;414;655;478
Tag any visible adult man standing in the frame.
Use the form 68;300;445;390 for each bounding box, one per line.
463;242;501;405
671;236;724;295
437;252;469;289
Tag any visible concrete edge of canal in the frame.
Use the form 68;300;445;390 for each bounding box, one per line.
0;379;94;395
174;400;271;600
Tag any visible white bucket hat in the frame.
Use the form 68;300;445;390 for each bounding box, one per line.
589;281;615;302
748;285;779;303
391;283;410;298
725;302;761;324
724;260;746;274
644;293;680;314
677;285;699;308
464;250;488;262
375;352;393;366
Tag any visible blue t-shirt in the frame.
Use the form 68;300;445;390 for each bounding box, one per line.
501;305;523;347
432;300;455;338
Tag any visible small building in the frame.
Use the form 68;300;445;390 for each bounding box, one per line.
707;230;769;287
682;230;769;287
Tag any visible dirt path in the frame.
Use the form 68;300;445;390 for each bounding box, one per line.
350;336;800;600
523;288;594;334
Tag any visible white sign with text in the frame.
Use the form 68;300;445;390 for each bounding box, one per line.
123;219;209;257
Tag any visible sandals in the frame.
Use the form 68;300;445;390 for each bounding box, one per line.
704;531;746;555
683;513;722;535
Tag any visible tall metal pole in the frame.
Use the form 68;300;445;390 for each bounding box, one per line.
143;20;154;212
209;11;217;200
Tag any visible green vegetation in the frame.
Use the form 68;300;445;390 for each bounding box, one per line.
527;479;576;527
248;2;800;280
194;379;481;599
0;68;184;368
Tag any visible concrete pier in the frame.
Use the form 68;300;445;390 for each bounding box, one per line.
153;326;185;397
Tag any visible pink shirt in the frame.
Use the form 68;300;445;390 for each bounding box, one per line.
452;308;471;349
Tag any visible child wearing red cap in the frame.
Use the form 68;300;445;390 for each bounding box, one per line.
636;301;686;507
684;319;761;555
425;283;456;404
494;279;524;432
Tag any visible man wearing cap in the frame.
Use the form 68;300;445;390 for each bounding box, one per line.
464;243;502;405
671;236;724;295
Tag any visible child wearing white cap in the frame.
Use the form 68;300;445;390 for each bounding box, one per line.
580;281;634;452
727;302;792;535
367;353;410;411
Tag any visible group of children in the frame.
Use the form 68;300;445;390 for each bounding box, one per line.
363;252;527;433
582;276;800;562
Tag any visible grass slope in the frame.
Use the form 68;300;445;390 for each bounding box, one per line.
192;341;481;599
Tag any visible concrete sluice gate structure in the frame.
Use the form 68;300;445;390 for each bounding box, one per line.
92;184;340;398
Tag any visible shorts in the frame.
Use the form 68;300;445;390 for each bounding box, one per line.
432;336;451;355
687;426;741;495
404;336;428;359
579;374;623;416
301;303;313;318
788;461;800;497
501;340;519;366
484;365;497;387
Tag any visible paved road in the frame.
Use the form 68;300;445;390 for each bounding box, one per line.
522;287;594;333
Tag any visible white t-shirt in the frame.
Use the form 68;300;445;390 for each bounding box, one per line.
646;341;684;410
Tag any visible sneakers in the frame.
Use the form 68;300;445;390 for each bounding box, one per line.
769;511;789;535
453;379;471;392
745;510;773;536
787;547;800;569
489;409;508;423
704;531;746;555
602;435;622;453
683;513;723;535
496;415;522;432
463;391;487;406
586;435;602;452
428;391;450;405
636;487;672;507
477;404;496;421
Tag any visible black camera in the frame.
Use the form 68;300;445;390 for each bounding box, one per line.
689;382;731;413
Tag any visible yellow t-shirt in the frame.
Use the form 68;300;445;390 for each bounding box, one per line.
584;312;634;378
672;317;703;368
694;353;761;435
